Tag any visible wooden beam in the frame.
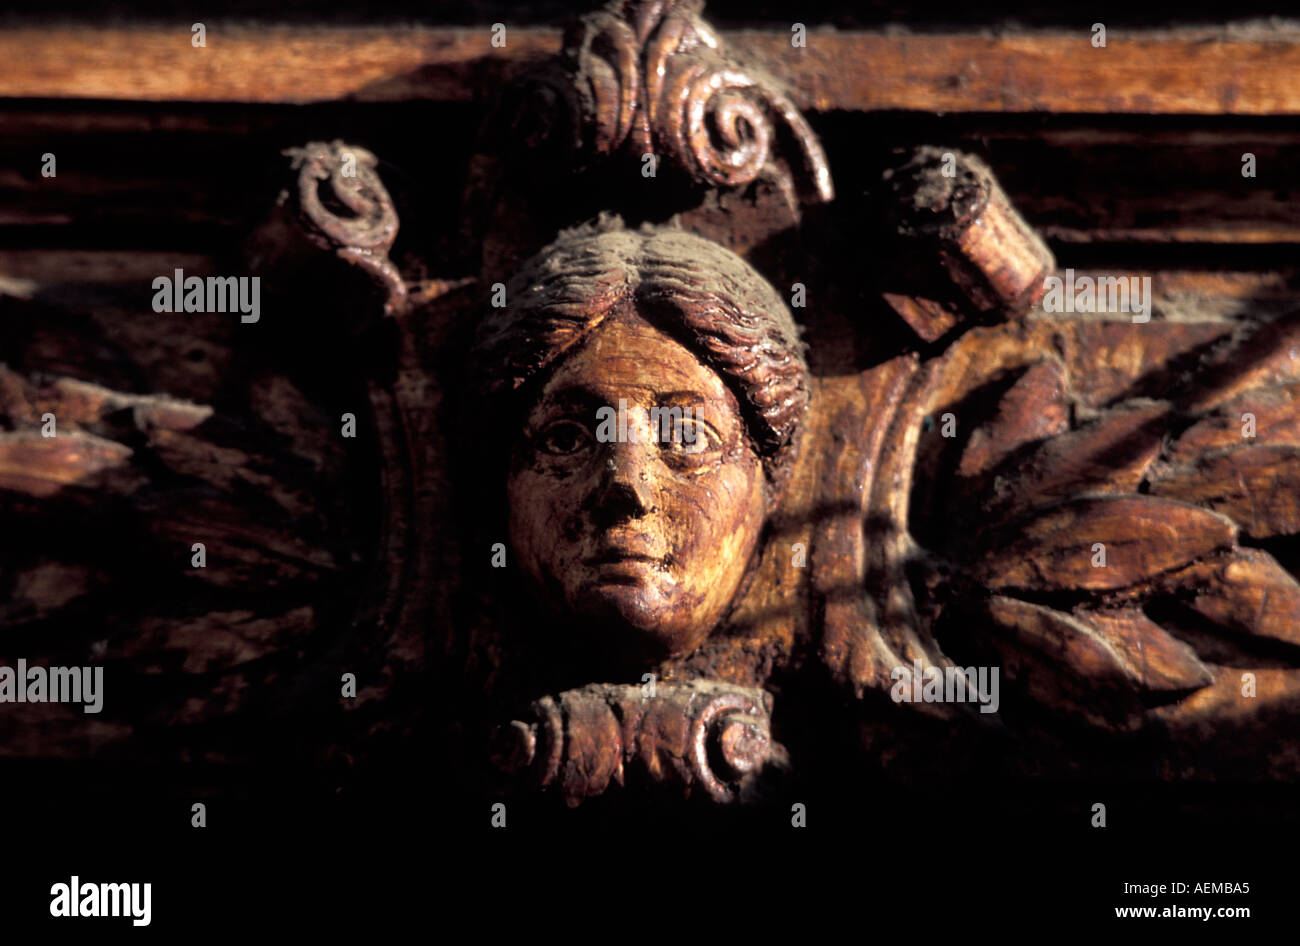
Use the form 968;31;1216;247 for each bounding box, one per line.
4;24;1300;113
6;25;560;104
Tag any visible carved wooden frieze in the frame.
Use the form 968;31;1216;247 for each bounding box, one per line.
508;4;1298;802
4;0;1300;824
233;0;1300;806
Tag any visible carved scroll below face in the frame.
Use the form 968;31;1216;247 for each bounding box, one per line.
507;309;767;662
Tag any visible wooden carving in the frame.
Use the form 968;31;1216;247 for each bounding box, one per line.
465;221;808;801
4;0;1300;821
507;0;833;201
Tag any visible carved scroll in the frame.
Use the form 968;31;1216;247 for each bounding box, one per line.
492;681;778;805
511;0;832;203
882;147;1056;341
247;139;407;315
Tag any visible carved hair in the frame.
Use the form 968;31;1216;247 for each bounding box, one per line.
470;218;810;488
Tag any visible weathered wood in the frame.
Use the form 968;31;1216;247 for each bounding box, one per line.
981;597;1177;730
494;681;776;805
977;495;1239;593
6;0;1300;813
886;147;1054;323
8;106;1300;252
1149;446;1300;539
1076;607;1214;692
1160;549;1300;650
7;24;1300;115
0;363;370;766
980;403;1169;525
957;359;1070;479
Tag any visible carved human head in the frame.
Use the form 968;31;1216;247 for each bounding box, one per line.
471;219;809;664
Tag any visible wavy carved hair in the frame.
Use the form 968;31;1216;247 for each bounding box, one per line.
470;218;811;492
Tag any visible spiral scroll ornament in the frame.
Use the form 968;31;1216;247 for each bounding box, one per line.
515;0;833;202
282;140;407;314
491;681;778;805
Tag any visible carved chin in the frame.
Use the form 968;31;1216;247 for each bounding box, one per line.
571;578;710;659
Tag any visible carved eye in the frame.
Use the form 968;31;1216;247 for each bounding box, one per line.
538;420;592;456
664;418;720;460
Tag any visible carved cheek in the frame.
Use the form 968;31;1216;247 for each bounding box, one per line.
713;464;767;559
516;457;619;592
560;508;584;544
509;469;577;581
660;458;765;595
542;464;595;539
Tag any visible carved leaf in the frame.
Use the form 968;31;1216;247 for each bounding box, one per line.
1147;445;1300;539
981;402;1167;526
957;359;1070;480
1071;607;1214;691
1180;313;1300;413
1164;385;1300;462
976;495;1237;593
981;597;1148;729
0;357;365;769
0;430;135;497
1165;548;1300;650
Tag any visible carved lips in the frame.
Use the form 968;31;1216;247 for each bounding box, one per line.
585;532;671;583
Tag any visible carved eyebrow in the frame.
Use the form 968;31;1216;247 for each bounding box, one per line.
538;383;663;410
535;385;611;412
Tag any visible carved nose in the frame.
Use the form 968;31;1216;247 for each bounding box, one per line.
589;450;652;524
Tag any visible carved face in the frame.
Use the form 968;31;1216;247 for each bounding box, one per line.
507;309;768;662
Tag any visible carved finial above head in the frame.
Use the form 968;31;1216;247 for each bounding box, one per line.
513;0;832;203
606;0;706;43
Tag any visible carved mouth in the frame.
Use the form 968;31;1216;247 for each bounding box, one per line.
584;547;670;588
585;551;665;567
586;531;666;568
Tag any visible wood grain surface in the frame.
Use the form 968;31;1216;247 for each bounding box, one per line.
4;24;1300;114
